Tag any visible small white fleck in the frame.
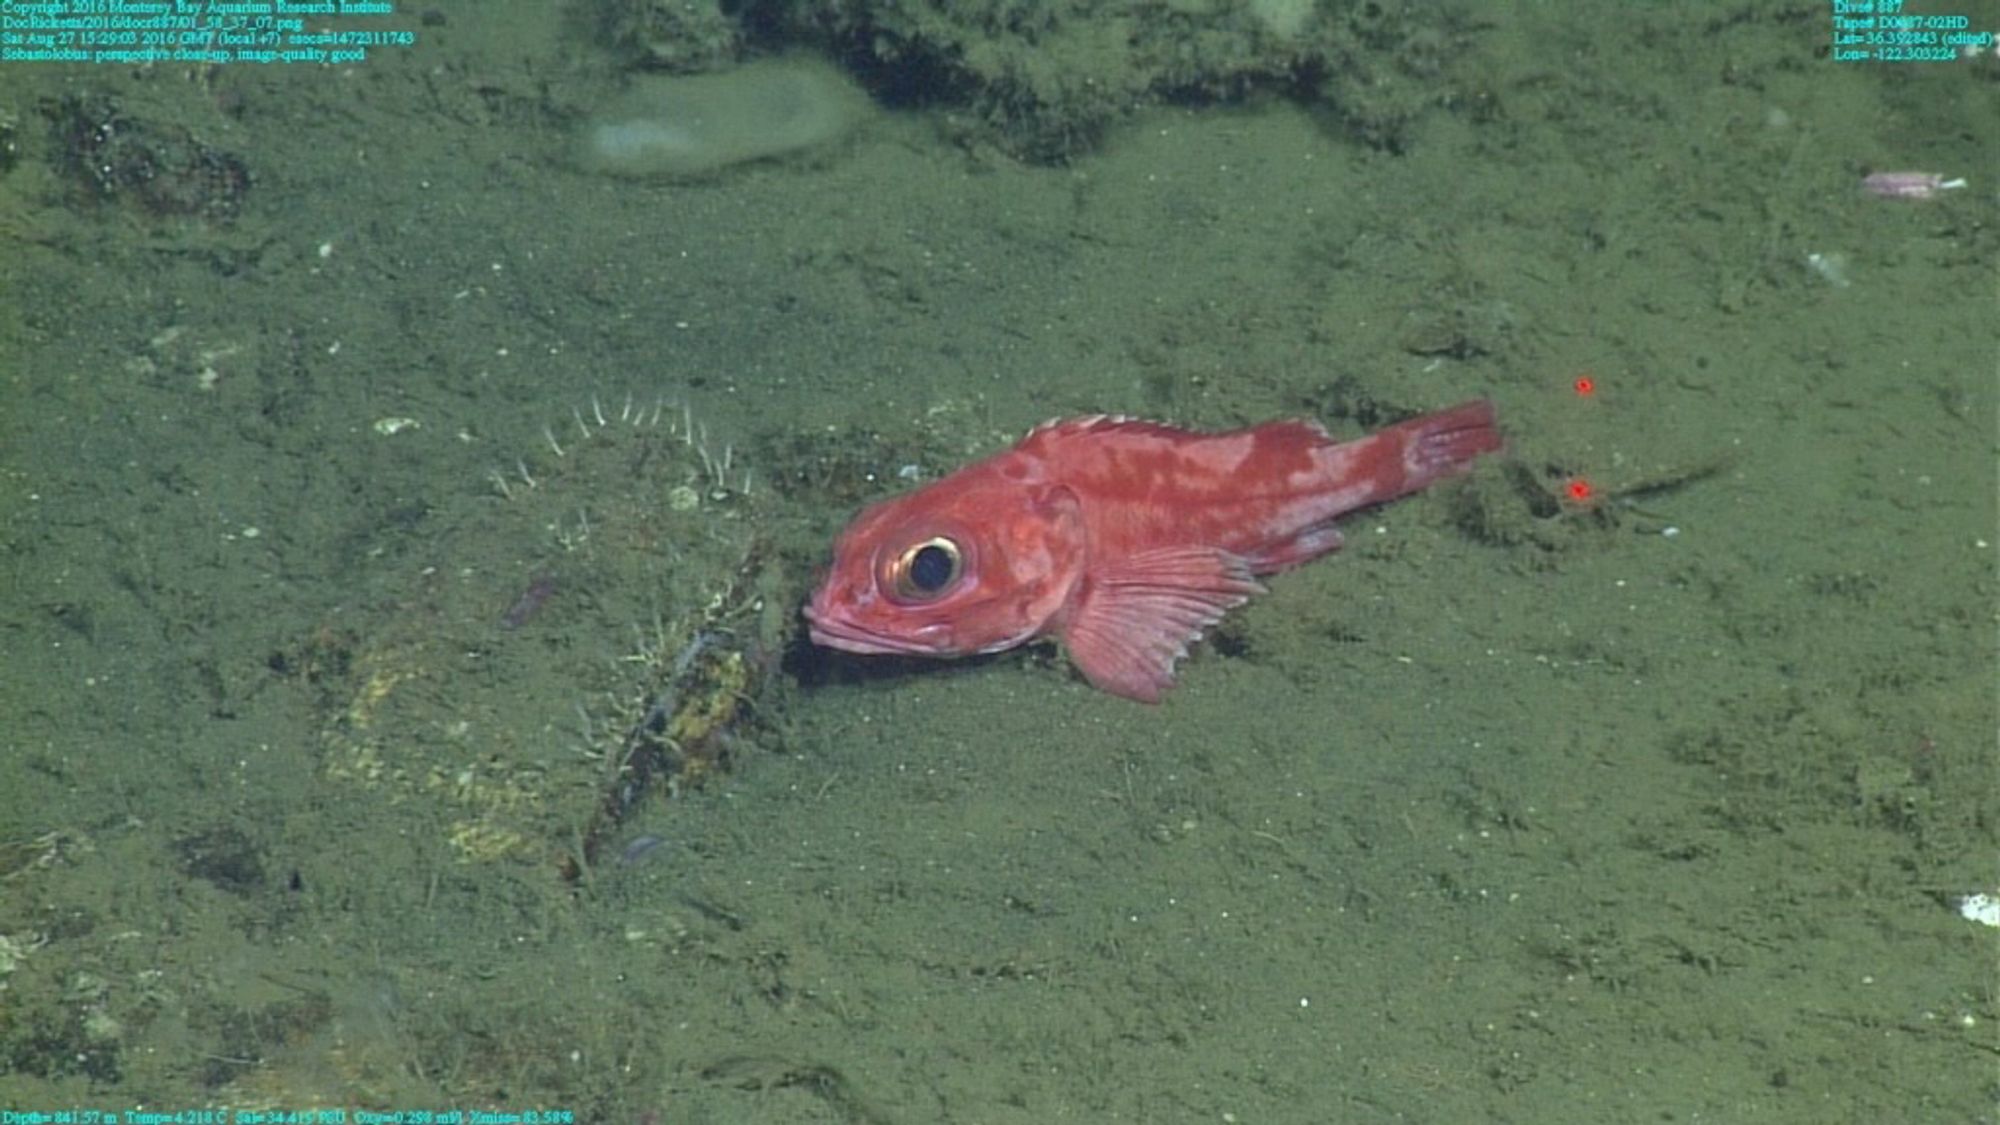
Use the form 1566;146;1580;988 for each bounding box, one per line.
317;242;334;259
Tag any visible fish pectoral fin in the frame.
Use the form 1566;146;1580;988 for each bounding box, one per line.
1060;547;1265;702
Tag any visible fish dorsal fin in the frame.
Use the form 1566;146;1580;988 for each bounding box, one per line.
1059;546;1265;702
1023;415;1329;444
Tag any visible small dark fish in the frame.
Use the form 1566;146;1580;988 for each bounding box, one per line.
500;574;557;630
616;834;670;867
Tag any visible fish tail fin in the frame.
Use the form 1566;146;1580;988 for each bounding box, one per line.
1335;398;1502;505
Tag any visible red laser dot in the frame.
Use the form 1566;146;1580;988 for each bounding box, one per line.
1573;375;1596;397
1566;478;1595;503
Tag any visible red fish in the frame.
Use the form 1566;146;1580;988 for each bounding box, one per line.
805;399;1500;702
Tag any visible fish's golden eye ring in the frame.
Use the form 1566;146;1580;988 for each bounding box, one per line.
891;537;963;601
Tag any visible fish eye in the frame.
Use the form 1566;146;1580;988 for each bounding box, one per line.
892;537;962;601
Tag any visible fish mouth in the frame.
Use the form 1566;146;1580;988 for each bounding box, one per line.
802;602;943;656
